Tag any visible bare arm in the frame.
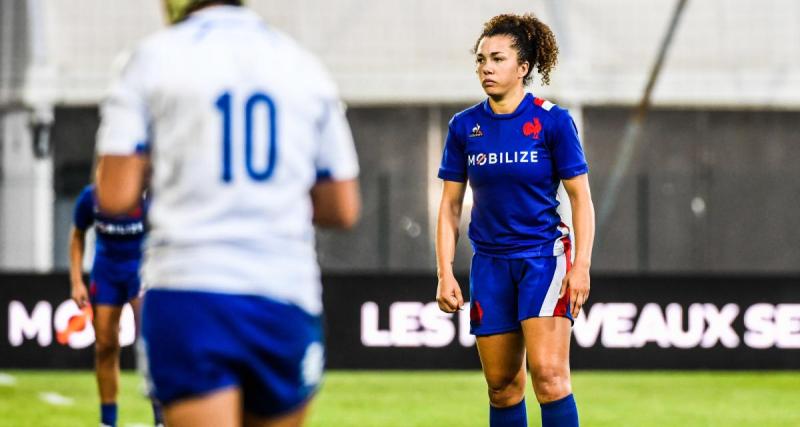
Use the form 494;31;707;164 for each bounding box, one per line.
95;155;148;215
435;180;467;313
68;227;89;308
310;178;361;229
559;173;595;317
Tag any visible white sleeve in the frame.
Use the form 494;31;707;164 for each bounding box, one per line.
96;49;151;156
314;98;359;181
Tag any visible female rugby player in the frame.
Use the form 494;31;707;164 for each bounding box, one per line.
69;184;161;427
94;1;360;426
435;13;595;427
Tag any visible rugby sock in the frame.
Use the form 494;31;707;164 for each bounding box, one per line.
100;402;117;427
490;398;527;427
152;399;164;426
540;394;578;427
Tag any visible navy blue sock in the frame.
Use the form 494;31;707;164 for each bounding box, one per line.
540;394;579;427
490;398;527;427
152;399;164;425
100;403;117;427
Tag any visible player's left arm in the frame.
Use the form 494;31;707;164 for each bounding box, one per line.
95;155;149;215
559;174;595;318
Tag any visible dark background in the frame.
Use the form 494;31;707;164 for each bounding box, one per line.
3;273;798;370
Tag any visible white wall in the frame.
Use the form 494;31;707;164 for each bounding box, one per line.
32;0;800;107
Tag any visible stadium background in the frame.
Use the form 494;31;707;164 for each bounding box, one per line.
1;0;798;425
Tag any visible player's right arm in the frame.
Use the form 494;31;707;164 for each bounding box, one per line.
69;187;94;308
436;118;468;313
436;180;466;313
69;227;89;308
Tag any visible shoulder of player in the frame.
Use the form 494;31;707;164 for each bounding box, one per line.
118;29;175;70
531;96;574;128
79;184;95;201
73;184;96;215
448;101;484;130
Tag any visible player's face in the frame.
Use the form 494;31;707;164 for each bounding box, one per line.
475;35;529;97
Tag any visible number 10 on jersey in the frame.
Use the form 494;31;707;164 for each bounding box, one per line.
215;91;278;183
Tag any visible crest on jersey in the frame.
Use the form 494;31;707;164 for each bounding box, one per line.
469;123;484;138
522;117;542;140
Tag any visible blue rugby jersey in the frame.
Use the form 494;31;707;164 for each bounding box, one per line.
73;184;148;261
438;93;588;258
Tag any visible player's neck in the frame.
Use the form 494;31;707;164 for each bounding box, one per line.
487;87;526;115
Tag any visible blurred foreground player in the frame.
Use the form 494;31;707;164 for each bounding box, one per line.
94;1;360;426
68;184;162;427
435;13;595;427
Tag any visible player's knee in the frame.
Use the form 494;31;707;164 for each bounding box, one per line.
486;373;525;407
94;336;120;361
531;366;571;403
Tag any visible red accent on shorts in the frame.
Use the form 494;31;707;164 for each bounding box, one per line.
470;300;484;324
554;237;572;317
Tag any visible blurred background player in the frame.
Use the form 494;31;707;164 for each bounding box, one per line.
92;1;360;426
68;183;162;427
435;13;595;427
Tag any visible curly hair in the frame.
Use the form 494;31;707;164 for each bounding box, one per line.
473;13;559;86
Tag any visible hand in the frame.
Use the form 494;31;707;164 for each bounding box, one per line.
436;274;464;313
71;281;89;308
559;263;590;318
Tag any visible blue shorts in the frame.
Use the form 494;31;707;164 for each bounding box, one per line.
90;256;141;306
469;252;572;336
142;289;324;417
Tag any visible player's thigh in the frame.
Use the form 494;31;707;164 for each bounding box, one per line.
93;304;123;347
244;403;310;427
164;386;241;427
520;316;571;378
469;254;519;336
476;331;526;387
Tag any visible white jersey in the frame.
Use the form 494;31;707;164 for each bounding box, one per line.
96;6;358;315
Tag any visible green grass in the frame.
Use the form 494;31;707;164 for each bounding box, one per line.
0;370;798;426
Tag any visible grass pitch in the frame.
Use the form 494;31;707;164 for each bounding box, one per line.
0;370;797;426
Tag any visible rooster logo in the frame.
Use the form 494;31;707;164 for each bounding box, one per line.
522;117;542;139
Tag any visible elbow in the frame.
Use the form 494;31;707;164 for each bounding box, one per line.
330;200;361;230
311;179;361;229
337;211;359;230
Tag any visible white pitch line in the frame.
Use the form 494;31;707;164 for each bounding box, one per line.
39;392;75;406
0;373;16;386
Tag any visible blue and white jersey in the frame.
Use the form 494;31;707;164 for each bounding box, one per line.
73;184;147;261
438;93;588;258
96;6;359;315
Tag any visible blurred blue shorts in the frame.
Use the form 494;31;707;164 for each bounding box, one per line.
142;289;324;417
90;256;141;306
